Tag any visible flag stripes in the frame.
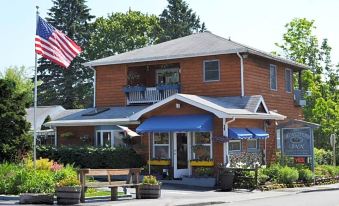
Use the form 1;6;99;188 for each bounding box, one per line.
35;16;81;68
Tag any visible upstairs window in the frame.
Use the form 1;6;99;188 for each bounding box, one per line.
204;60;220;82
270;64;277;91
285;68;292;93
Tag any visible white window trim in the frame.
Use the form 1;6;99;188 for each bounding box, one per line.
203;59;220;82
285;68;292;93
95;130;124;147
247;139;258;151
192;131;213;159
270;64;278;91
229;140;241;153
152;132;171;159
155;68;180;85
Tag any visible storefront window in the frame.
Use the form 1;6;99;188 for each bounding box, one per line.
193;132;212;160
153;132;170;159
247;139;258;150
229;140;241;152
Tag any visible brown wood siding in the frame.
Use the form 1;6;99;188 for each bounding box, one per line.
244;55;303;120
95;64;127;107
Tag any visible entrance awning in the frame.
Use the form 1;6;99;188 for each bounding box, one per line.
247;128;269;139
228;128;253;139
136;114;213;133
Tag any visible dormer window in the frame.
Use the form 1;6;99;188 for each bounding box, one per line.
203;60;220;82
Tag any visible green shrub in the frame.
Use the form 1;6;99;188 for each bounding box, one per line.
142;175;159;185
257;168;269;185
262;164;282;182
277;166;299;184
37;146;145;169
298;168;313;183
0;163;22;194
314;148;332;165
15;169;55;194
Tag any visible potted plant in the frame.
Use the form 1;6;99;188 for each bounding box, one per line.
139;175;161;199
56;176;81;205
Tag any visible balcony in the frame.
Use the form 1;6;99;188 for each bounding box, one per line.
294;89;307;106
124;84;180;105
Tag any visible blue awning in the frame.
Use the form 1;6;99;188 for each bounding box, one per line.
136;114;213;133
247;128;269;139
228;128;253;139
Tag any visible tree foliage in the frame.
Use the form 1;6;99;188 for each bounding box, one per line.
276;18;339;148
158;0;206;42
37;0;95;109
87;10;161;60
0;66;34;105
0;79;32;162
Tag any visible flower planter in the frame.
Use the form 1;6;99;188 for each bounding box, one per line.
19;193;54;204
156;83;180;91
148;159;171;166
139;184;161;199
56;186;81;205
123;86;146;93
190;160;214;167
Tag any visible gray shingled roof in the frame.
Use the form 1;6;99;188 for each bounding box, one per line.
84;32;308;69
56;106;148;121
25;106;82;130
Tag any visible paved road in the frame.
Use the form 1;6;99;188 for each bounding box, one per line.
227;190;339;206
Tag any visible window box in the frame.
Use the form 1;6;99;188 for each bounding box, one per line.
123;86;146;93
190;160;214;167
156;83;180;91
148;159;171;166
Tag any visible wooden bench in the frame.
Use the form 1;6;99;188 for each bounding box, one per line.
79;168;142;203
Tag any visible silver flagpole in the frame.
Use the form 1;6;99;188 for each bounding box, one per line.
33;6;39;169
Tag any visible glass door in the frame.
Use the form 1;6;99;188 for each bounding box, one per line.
174;132;190;178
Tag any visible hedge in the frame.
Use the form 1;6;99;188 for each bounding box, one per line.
36;146;145;169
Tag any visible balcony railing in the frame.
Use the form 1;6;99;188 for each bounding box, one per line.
123;84;180;105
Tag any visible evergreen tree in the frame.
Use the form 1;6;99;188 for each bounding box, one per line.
158;0;206;42
37;0;95;109
0;79;31;162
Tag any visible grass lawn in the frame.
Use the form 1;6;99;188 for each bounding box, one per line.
85;188;125;197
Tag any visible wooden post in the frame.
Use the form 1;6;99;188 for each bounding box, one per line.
111;187;118;201
254;165;258;188
79;170;86;203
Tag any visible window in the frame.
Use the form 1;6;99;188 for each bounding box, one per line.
204;60;220;81
270;64;277;90
153;132;170;159
285;68;292;93
96;130;126;147
247;139;258;150
156;68;179;84
193;132;212;160
229;140;241;152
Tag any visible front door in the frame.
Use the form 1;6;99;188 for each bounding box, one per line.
174;132;190;178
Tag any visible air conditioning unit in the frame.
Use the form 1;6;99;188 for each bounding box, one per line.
294;89;307;106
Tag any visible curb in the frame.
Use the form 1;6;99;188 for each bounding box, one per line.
0;195;19;201
298;187;339;193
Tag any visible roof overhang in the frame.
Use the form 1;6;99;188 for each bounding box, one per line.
44;118;140;127
129;93;286;121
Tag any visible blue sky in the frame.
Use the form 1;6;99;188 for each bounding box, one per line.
1;0;338;75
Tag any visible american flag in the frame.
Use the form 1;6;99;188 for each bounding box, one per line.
35;16;82;68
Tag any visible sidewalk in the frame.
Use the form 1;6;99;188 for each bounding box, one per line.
1;183;339;205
